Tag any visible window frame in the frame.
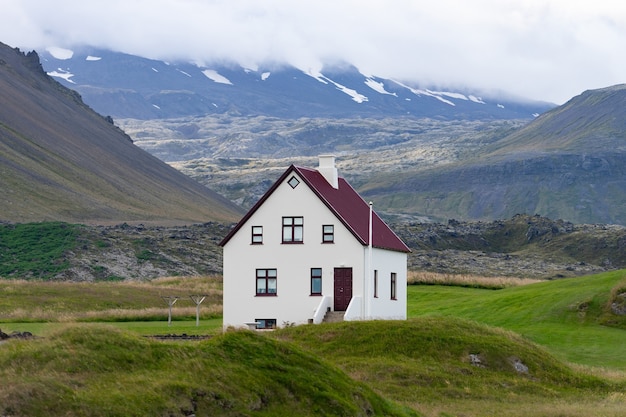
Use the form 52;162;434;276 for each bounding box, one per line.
373;270;378;298
256;268;277;296
255;319;277;329
251;225;263;244
322;224;334;243
287;176;300;189
390;272;397;300
310;267;322;296
282;216;304;244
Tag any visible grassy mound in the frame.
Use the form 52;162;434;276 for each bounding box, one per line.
274;318;613;403
408;269;626;367
0;325;417;417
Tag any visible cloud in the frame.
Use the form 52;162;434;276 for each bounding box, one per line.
2;0;625;104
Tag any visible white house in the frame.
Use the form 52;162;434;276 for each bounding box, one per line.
219;155;411;329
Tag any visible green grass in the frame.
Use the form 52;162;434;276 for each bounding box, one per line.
407;269;626;368
0;318;223;337
0;276;223;323
0;222;79;279
2;271;626;416
0;325;418;417
274;318;624;416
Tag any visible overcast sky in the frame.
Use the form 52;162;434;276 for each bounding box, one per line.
2;0;625;104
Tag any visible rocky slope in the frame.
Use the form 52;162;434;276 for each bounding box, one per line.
362;85;626;225
0;42;243;224
28;215;625;281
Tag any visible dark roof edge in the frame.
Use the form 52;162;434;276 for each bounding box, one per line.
218;165;297;247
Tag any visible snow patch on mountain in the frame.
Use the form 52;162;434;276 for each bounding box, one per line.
306;70;368;103
391;80;454;106
86;55;101;61
202;69;233;85
365;78;397;96
469;95;485;104
47;68;75;83
46;46;73;60
436;91;468;101
261;72;271;81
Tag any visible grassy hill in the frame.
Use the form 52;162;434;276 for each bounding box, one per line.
0;326;417;417
1;271;626;416
0;42;243;224
355;85;626;225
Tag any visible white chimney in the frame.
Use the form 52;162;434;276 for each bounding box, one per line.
317;155;339;189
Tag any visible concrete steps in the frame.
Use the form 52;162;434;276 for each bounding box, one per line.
323;311;344;323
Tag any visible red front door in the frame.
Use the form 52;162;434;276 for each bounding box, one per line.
333;267;353;311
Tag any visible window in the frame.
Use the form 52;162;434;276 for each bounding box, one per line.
288;176;300;188
390;272;397;300
251;226;263;244
255;319;277;329
282;216;303;243
373;270;378;298
311;268;322;295
322;225;334;243
256;269;277;296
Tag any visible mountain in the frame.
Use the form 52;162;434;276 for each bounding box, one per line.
360;85;626;225
39;46;553;120
33;45;626;226
0;42;244;224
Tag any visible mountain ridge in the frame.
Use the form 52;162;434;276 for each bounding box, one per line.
0;42;244;224
360;84;626;225
39;46;554;121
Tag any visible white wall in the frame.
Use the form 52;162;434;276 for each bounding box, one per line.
366;248;407;320
223;171;365;329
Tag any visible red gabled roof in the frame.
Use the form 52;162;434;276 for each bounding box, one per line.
219;164;411;253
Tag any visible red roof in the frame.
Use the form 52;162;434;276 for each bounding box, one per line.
219;165;411;253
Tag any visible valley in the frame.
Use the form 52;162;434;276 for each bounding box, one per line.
117;116;526;213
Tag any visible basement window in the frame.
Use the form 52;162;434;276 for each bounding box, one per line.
255;319;277;330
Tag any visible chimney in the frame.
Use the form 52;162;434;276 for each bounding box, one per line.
317;155;339;189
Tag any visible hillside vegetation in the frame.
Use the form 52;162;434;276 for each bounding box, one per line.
1;216;624;281
0;326;417;417
0;42;243;224
2;271;626;416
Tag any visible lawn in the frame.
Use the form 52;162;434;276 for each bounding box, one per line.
407;269;626;368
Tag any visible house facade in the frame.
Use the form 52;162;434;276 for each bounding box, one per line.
219;155;411;329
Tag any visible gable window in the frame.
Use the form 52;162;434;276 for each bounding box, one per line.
288;176;300;189
282;216;303;243
255;319;277;330
390;272;397;300
251;226;263;244
322;225;334;243
373;270;378;298
310;268;322;295
256;269;277;296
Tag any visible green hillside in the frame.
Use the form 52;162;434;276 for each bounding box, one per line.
407;269;626;368
0;326;417;417
1;271;626;416
0;42;243;224
360;85;626;225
